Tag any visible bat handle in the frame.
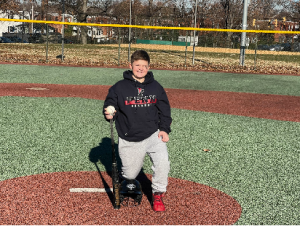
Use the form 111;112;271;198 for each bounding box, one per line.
113;182;121;209
110;119;117;162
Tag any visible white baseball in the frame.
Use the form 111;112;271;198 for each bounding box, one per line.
107;106;115;115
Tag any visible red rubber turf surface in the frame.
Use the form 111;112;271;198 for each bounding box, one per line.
0;172;241;225
1;83;299;122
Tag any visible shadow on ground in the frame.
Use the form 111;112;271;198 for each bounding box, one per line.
89;137;153;205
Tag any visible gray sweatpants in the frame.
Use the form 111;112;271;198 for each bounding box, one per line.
118;130;170;193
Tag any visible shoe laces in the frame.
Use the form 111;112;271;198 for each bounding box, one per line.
153;193;164;203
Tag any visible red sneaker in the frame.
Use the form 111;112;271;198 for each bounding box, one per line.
152;192;165;212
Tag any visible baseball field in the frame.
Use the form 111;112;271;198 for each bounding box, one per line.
0;63;299;225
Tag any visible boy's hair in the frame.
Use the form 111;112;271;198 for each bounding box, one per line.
131;50;150;65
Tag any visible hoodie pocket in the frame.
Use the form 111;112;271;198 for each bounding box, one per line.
125;120;157;138
124;123;135;137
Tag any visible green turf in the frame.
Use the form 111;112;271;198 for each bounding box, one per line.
167;109;300;225
0;96;299;225
1;64;300;96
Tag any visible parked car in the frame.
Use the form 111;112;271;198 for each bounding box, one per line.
0;37;13;43
257;44;269;50
269;44;283;51
292;43;300;52
9;37;28;43
64;38;73;44
280;43;291;51
28;33;42;43
268;43;292;51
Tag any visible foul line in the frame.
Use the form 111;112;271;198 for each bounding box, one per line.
1;18;299;34
70;188;113;193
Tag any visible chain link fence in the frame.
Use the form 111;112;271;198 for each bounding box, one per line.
1;18;300;74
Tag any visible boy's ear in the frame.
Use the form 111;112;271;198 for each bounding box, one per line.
129;63;132;70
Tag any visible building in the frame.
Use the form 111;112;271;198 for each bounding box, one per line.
273;20;299;43
0;10;27;37
1;10;116;43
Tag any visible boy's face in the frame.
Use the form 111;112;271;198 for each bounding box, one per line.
130;60;150;82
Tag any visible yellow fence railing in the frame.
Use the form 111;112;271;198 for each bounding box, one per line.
1;18;300;34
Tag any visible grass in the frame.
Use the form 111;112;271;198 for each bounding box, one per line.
155;48;300;64
190;50;300;63
245;53;300;63
0;64;300;224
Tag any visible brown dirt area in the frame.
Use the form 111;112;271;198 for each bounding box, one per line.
107;44;300;56
1;43;300;75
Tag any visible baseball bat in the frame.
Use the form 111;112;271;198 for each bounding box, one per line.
110;118;121;209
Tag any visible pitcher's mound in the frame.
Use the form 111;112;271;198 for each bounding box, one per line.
0;171;241;225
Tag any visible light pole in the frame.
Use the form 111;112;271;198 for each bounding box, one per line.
128;0;132;61
192;0;198;65
22;6;25;41
239;0;249;66
31;0;34;34
61;0;65;61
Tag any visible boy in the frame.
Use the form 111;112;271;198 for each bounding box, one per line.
103;50;172;212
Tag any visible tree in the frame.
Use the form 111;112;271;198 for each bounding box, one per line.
46;0;114;44
0;0;20;12
219;0;243;47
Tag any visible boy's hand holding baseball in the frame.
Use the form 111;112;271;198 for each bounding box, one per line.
158;131;169;142
105;106;116;120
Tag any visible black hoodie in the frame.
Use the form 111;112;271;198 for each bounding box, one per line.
103;70;172;142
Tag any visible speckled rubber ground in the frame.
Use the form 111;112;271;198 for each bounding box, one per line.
0;172;241;225
1;83;299;122
1;82;298;225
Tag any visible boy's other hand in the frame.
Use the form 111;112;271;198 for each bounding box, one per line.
104;107;116;120
158;131;169;142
